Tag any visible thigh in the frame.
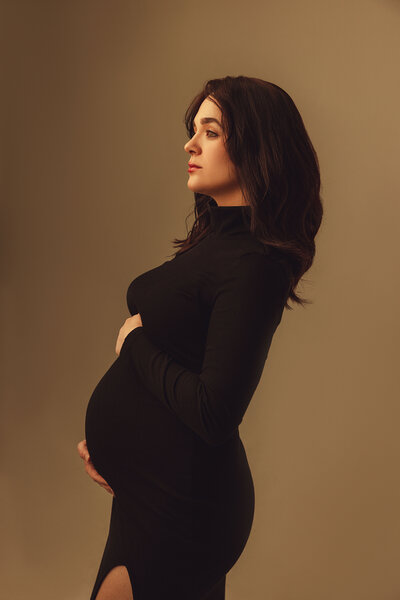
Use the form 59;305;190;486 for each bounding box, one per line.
94;565;134;600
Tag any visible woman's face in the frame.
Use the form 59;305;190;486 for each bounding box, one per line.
184;96;245;206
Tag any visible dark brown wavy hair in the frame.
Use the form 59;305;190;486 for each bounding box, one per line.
171;75;323;309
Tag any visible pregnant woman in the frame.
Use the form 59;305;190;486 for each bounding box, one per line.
77;75;323;600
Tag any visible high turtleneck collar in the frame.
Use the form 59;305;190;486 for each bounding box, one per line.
207;198;252;235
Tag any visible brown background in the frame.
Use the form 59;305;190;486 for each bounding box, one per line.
1;1;400;599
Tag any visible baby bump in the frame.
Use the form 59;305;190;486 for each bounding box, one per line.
84;352;194;491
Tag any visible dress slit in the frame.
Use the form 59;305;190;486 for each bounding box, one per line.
91;564;134;600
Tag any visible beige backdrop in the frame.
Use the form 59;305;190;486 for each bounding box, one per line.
1;1;400;599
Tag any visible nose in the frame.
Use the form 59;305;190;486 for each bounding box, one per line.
184;134;200;154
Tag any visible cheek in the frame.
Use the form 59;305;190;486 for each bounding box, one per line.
214;148;236;181
210;144;231;170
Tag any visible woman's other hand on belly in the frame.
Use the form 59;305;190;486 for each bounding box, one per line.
77;439;115;497
115;313;143;356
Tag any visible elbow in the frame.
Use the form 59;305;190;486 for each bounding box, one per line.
197;382;243;446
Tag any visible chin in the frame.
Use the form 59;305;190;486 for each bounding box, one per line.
187;182;207;194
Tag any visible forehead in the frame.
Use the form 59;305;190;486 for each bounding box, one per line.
194;96;222;122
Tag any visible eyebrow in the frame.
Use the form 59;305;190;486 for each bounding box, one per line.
193;117;222;129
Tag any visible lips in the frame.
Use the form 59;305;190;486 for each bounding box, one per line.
188;162;201;168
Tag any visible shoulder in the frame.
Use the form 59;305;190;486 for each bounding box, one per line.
233;250;288;289
215;247;290;303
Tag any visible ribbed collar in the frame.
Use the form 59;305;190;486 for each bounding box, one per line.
207;197;252;235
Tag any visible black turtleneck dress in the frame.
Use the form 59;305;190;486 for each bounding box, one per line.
84;198;290;600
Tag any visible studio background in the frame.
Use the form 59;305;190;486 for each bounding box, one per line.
1;1;399;599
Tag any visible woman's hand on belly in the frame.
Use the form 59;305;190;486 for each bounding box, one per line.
77;439;115;497
115;313;143;356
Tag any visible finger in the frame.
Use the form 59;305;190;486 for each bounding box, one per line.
86;459;100;476
79;449;90;462
84;459;109;486
101;483;115;496
85;462;108;486
99;480;115;496
82;443;90;461
77;439;90;461
85;461;102;480
77;441;86;458
87;470;105;486
85;461;100;479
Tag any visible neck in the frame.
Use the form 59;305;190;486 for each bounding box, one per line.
207;197;252;235
208;186;248;207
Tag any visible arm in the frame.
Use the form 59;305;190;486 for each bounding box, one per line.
120;253;288;446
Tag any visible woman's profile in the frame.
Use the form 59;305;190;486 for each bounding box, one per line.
77;75;323;600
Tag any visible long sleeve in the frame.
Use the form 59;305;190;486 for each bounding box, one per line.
119;252;288;446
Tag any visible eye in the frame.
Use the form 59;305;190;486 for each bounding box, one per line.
188;129;218;139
